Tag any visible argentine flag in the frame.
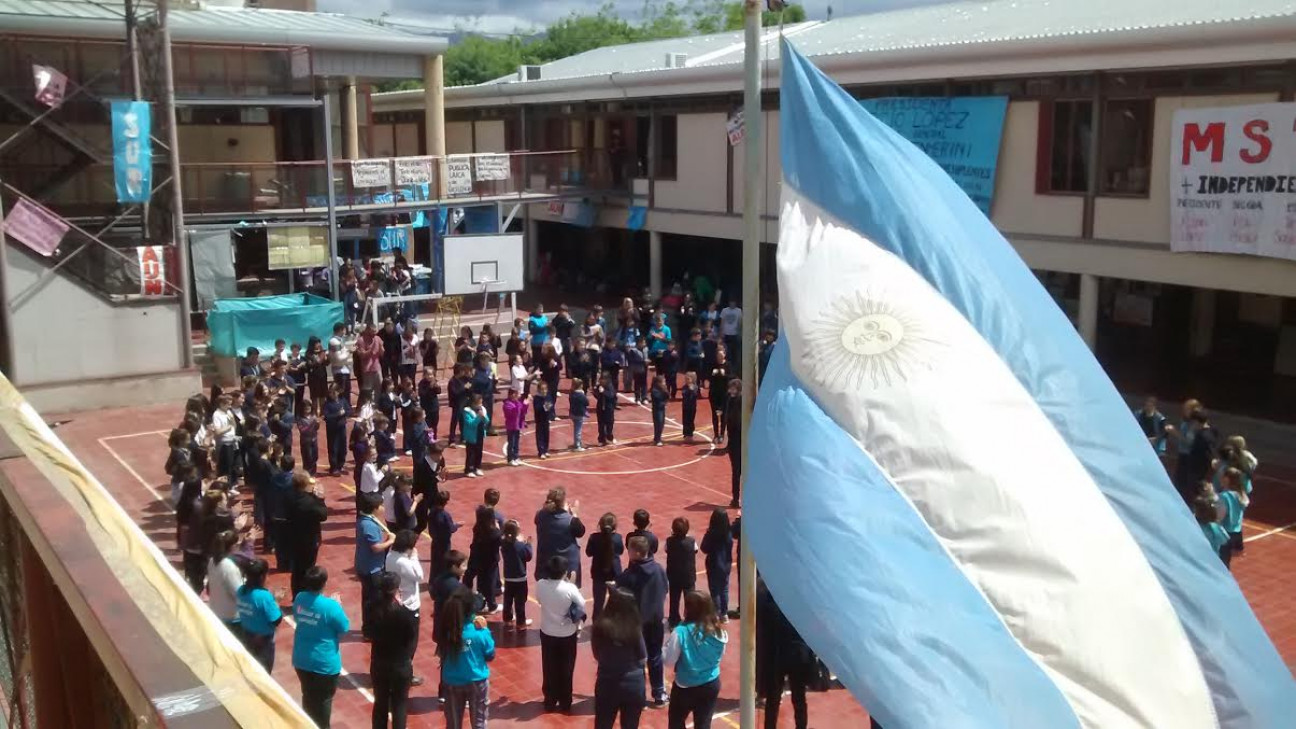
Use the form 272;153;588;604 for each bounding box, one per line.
747;41;1296;728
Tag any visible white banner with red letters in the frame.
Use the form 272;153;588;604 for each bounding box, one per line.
137;245;167;296
1171;102;1296;261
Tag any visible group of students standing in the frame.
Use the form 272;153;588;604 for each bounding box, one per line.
1135;396;1260;569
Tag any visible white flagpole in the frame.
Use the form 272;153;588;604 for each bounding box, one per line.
739;1;764;726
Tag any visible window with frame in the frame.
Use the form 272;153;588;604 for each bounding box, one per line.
654;114;678;180
1043;99;1093;194
1099;98;1153;196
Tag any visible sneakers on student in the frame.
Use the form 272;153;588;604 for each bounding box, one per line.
522;619;533;628
655;441;664;447
539;453;549;460
576;446;586;452
653;695;669;708
467;472;479;479
474;469;485;477
492;605;503;614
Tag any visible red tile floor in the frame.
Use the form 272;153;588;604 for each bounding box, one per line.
46;386;1296;728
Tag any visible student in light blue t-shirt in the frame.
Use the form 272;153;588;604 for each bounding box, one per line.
292;566;350;729
235;559;282;672
664;590;729;729
1194;497;1230;568
437;587;496;728
1217;468;1250;568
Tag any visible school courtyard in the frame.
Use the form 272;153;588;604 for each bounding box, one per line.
11;384;1296;728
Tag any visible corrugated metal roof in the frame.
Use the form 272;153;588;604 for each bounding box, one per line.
475;0;1296;84
0;0;447;55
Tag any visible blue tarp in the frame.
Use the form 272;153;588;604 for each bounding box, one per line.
208;293;343;358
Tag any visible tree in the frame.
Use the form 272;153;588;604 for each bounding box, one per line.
378;1;810;89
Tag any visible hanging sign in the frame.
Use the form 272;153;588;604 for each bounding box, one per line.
378;225;411;253
393;157;433;186
111;101;152;204
137;245;167;296
350;159;392;188
267;226;329;270
32;64;67;108
859;96;1009;214
726;109;745;146
547;200;565;216
1171;102;1296;261
474;154;510;181
2;198;69;256
446;157;474;196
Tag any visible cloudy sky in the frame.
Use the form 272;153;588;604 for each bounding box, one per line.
318;0;944;36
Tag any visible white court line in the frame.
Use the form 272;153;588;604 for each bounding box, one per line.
1244;521;1296;543
101;429;171;441
97;436;377;705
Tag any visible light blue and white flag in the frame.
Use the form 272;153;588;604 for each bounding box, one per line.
747;41;1296;729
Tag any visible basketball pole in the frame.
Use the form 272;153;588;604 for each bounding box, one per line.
738;1;763;726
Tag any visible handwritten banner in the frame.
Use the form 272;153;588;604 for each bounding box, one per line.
1171;102;1296;261
859;96;1008;214
446;157;473;196
350;159;392;188
393;157;433;186
2;198;69;256
474;154;510;181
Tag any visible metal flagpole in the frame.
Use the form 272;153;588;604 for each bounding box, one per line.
158;0;194;369
739;1;764;726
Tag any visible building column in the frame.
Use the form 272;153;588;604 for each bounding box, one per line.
424;54;447;197
526;214;539;283
1190;288;1216;358
1078;273;1099;350
342;77;360;160
649;230;663;299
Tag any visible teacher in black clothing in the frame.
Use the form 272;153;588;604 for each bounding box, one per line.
370;572;418;729
285;471;329;597
724;379;743;508
534;487;586;586
758;579;817;729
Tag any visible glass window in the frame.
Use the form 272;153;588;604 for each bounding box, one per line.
655;114;678;180
1045;99;1093;194
1099;99;1153;196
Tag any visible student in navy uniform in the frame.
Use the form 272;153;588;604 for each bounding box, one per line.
600;340;626;397
616;535;669;707
240;347;263;378
708;351;732;446
285;472;328;597
534;487;586;587
398;380;417;454
586;512;625;621
373;414;398;467
568;379;590;451
700;509;734;622
428;489;459;577
500;520;534;630
467;506;503;614
376;379;400;434
684;329;705;384
370;572;419;729
471;352;498;437
680;373;700;442
724;379;743;508
533;381;554;460
627;338;649;404
661;344;681;399
650;375;669;446
665;517;697;627
296;400;320;476
700;322;720;387
446;364;471;446
418;367;441;436
757;330;776;385
268;454;296;570
596;374;618;446
592;587;648;729
758;577;816;729
627;509;659;556
269;400;295;459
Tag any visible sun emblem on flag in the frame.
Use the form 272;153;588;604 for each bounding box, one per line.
803;291;942;390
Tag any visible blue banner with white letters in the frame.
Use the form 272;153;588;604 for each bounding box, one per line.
859;96;1008;214
111;100;152;204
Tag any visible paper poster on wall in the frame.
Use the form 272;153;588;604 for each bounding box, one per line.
726;109;745;146
474;154;510;181
137;245;167;296
111;100;152;204
859;96;1008;214
32;64;67;107
267;226;329;270
1171;102;1296;261
350;159;392;188
2;197;69;256
446;157;474;196
393;157;433;186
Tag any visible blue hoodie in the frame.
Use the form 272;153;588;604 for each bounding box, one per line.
666;622;728;688
441;623;496;686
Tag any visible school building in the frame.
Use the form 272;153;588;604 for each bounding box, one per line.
373;0;1296;422
0;0;573;411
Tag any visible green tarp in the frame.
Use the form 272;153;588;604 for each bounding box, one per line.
207;293;343;358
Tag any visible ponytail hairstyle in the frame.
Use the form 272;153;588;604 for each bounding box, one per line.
599;512;617;566
435;587;473;658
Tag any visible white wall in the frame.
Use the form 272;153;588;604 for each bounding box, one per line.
655;112;730;213
730;110;781;219
989;101;1084;237
5;252;185;386
1093;93;1280;243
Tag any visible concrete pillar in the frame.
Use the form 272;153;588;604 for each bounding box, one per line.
1190;288;1216;358
526;213;540;283
649;230;663;299
424;54;447;197
1078;273;1099;350
342;77;360;160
